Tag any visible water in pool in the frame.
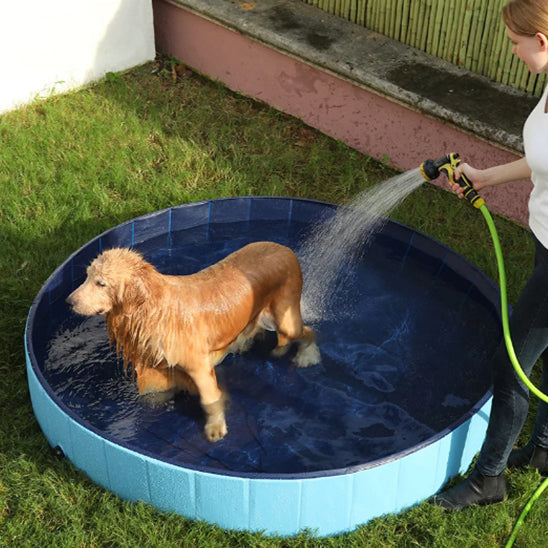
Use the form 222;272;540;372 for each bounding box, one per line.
39;218;498;475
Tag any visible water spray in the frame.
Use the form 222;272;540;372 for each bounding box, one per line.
420;152;548;547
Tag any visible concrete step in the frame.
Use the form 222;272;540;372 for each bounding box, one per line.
153;0;536;225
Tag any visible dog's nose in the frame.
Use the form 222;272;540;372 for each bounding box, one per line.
66;294;75;308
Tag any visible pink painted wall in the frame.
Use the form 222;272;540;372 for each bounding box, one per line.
153;0;531;226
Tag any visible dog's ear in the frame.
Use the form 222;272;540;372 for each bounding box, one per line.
116;273;150;314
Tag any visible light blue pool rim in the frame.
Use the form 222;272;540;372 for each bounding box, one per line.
25;197;494;537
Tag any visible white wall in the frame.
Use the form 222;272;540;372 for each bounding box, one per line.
0;0;155;114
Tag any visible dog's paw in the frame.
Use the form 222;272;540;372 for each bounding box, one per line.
202;396;228;441
205;418;227;442
294;342;321;368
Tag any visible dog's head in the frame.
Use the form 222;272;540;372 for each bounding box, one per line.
66;248;154;316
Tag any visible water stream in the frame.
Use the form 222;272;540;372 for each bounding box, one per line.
299;167;426;322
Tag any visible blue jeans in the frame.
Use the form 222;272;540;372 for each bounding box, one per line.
476;233;548;476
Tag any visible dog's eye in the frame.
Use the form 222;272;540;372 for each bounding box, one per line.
95;280;107;287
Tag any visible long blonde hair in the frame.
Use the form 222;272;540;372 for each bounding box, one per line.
503;0;548;37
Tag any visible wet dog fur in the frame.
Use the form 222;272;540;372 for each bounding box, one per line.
66;242;320;441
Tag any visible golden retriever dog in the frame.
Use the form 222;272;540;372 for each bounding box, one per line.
66;242;320;441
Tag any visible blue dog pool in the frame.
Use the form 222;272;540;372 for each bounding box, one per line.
25;197;498;536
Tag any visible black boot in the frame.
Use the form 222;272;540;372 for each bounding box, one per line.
430;468;507;511
508;442;548;476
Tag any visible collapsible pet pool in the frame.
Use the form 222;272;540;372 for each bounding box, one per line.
25;197;499;536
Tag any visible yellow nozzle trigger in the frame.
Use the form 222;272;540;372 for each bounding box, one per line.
444;153;485;209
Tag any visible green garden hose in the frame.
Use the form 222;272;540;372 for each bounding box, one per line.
419;153;548;547
480;205;548;404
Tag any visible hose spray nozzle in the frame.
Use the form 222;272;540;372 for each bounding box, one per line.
420;152;484;209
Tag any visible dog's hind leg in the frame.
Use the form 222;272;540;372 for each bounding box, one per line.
275;324;320;367
294;326;321;368
270;297;321;367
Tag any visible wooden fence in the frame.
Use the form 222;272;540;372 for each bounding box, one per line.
302;0;547;96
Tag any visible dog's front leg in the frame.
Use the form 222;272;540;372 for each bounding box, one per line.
202;397;227;442
188;365;227;442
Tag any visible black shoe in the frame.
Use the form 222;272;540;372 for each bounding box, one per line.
508;442;548;476
508;442;535;469
429;468;507;511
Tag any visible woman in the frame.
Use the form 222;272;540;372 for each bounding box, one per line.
432;0;548;510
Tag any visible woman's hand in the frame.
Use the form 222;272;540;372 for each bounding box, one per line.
447;157;531;199
450;163;486;199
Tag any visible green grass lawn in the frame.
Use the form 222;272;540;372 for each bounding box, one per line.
0;56;545;547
